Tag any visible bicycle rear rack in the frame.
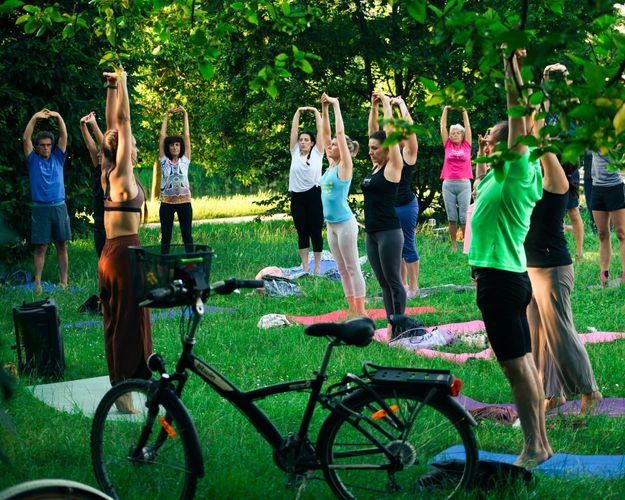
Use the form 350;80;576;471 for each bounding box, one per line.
363;362;455;390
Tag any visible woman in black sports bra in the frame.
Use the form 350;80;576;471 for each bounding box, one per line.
98;68;152;412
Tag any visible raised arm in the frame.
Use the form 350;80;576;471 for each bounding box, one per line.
46;111;67;153
80;112;99;167
374;91;403;182
440;105;450;145
88;113;104;146
540;152;569;194
368;93;380;136
504;50;527;154
476;133;490;178
105;80;117;130
180;107;191;161
312;107;326;153
22;110;47;157
461;107;472;145
320;95;331;149
393;96;418;165
159;109;170;158
324;94;353;179
104;68;132;175
290;108;302;150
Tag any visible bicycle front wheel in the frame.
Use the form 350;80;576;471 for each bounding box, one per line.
90;379;200;500
318;387;478;499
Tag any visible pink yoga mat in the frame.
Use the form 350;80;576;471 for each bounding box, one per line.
373;320;625;364
289;306;436;326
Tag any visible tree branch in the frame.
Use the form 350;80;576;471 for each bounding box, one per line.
607;58;625;88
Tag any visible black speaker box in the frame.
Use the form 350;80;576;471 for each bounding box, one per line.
12;298;64;380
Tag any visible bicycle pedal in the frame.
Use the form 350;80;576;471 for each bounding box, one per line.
285;471;311;490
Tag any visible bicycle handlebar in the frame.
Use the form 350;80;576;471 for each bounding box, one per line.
210;279;265;295
140;278;265;306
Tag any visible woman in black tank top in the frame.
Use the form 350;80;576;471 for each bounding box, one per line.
525;149;602;414
362;91;406;341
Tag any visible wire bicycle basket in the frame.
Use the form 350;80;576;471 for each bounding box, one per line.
129;245;214;308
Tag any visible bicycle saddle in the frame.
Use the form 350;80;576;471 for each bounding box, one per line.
304;317;375;347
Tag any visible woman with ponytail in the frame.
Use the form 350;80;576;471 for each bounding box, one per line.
99;68;152;410
320;93;366;317
288;105;326;274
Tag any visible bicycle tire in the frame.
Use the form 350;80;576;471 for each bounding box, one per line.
317;386;478;499
0;478;112;499
90;379;201;500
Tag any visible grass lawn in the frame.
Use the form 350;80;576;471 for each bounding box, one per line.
0;214;624;498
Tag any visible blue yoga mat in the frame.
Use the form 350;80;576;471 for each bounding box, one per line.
435;445;625;479
12;281;82;293
64;307;235;330
281;252;367;281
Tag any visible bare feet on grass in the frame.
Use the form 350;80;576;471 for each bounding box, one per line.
115;393;140;414
581;390;603;415
544;395;566;412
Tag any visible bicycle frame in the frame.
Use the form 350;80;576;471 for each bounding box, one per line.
158;299;341;457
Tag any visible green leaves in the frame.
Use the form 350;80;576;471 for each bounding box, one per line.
507;105;527;118
613;103;625;136
0;0;24;14
292;45;320;75
198;60;214;80
404;0;426;24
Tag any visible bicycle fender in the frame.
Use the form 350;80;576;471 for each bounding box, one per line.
360;384;477;428
160;390;205;478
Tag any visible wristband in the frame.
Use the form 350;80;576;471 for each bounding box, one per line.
107;85;118;89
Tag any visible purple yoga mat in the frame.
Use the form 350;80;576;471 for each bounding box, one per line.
456;394;625;417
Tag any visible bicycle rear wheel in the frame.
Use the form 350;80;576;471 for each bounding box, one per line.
318;387;478;499
90;379;200;500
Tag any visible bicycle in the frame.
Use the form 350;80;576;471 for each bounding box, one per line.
90;245;478;499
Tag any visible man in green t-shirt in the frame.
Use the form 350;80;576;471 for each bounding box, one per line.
468;48;552;470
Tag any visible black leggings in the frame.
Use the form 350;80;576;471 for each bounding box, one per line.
366;228;406;319
474;267;532;362
159;202;194;253
290;187;323;252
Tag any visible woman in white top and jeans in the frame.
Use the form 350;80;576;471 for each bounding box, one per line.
159;106;193;253
289;106;326;274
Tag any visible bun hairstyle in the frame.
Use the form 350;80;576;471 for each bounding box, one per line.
102;129;119;164
489;120;508;146
369;130;387;144
345;136;360;157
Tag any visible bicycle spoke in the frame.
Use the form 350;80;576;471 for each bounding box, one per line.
320;388;478;498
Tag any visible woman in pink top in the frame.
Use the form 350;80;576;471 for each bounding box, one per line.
440;105;473;251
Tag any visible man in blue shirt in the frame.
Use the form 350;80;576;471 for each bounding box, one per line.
22;109;71;294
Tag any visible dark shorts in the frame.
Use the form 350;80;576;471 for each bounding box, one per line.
474;267;532;362
591;183;625;212
31;203;72;244
565;192;579;210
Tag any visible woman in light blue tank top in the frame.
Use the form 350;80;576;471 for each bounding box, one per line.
320;93;366;317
